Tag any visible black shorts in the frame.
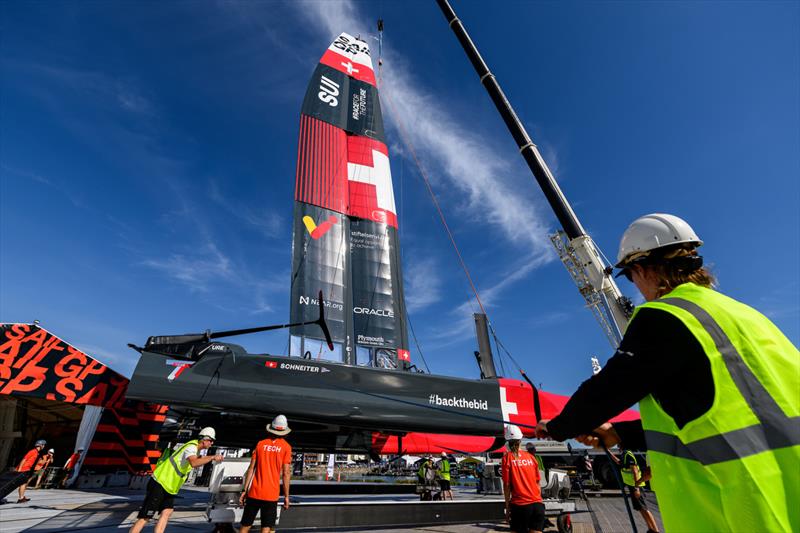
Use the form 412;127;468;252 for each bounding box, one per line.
438;479;451;491
241;497;278;528
510;502;545;533
628;486;649;511
137;478;175;519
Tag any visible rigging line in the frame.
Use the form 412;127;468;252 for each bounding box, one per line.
406;315;430;373
381;89;488;319
489;324;524;373
490;325;507;377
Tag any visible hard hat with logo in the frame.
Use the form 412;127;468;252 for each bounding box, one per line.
198;427;216;441
616;213;703;268
504;424;523;441
267;414;291;436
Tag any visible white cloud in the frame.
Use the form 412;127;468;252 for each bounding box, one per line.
141;242;233;292
207;179;283;239
426;253;550;347
404;257;443;312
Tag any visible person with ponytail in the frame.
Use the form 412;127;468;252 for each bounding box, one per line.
502;424;544;533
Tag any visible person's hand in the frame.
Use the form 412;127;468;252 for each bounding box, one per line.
535;419;550;439
633;488;641;498
214;454;224;462
283;495;291;509
575;423;621;449
239;492;247;506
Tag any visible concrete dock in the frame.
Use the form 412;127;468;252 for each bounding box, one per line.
0;485;663;532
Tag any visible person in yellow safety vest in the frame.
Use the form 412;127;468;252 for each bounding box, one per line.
129;427;223;533
535;214;799;532
438;451;453;500
616;445;659;532
417;456;434;501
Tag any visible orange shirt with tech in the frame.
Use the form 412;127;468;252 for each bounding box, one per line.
247;438;292;501
502;450;542;505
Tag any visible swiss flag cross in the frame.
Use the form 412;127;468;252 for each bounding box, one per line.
397;349;410;361
265;361;278;368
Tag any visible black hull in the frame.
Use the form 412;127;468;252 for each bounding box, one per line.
127;344;503;439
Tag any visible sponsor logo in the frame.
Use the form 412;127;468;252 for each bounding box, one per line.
303;215;338;240
332;34;370;56
263;444;282;452
165;360;195;382
265;361;330;373
351;87;367;121
428;393;489;411
371;209;387;224
208;344;226;351
318;75;340;107
357;334;385;345
279;362;320;372
398;349;410;361
298;295;344;312
350;230;384;250
510;458;536;467
353;307;394;318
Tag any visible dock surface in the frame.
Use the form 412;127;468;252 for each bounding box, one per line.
0;485;663;532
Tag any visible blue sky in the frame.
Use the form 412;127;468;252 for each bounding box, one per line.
1;1;798;397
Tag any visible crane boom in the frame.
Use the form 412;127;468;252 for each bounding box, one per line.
436;0;632;345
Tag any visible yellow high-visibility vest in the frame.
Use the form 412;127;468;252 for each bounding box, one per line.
633;283;798;532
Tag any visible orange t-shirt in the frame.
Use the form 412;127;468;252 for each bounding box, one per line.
501;450;542;505
247;438;292;501
19;449;39;472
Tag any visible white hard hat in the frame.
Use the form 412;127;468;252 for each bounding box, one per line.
441;451;447;457
267;414;291;436
504;424;523;441
198;427;216;440
48;449;55;454
616;213;703;267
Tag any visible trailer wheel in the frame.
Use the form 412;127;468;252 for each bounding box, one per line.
557;513;572;533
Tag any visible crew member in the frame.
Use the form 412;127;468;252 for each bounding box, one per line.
502;425;544;533
417;456;434;500
438;451;453;500
60;448;83;488
32;448;55;489
617;445;659;533
15;439;46;503
239;415;292;533
130;427;222;533
525;442;546;477
536;213;799;532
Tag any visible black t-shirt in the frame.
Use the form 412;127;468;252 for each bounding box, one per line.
546;307;715;449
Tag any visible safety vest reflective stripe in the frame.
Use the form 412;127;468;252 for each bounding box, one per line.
645;417;800;465
651;297;800;458
659;297;790;428
169;453;189;478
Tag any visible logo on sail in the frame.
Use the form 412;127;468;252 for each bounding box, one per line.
303;215;338;240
